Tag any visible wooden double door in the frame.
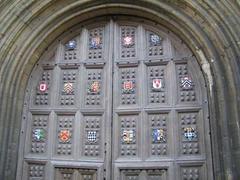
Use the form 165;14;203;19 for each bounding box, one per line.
17;18;213;180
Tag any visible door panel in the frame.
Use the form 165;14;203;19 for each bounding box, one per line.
58;68;78;106
55;114;75;157
118;25;138;60
146;64;168;105
147;112;170;158
83;67;104;107
18;18;213;180
117;65;139;107
120;169;167;180
55;168;97;180
115;113;140;159
81;114;103;158
112;21;210;179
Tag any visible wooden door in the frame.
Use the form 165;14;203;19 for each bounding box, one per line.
17;18;213;180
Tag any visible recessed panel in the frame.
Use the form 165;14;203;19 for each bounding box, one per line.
55;168;97;180
118;66;139;106
55;115;75;156
120;26;137;59
179;164;205;180
176;64;197;104
147;31;164;57
147;113;169;157
25;162;46;180
178;112;201;156
34;69;53;106
84;68;104;107
120;169;167;180
59;68;78;106
64;39;78;61
82;115;103;157
118;114;140;158
147;65;167;105
29;114;49;154
88;27;104;60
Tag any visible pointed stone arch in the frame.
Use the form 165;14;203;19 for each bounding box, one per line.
0;1;239;179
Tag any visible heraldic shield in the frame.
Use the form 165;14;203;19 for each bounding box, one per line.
152;129;166;143
152;79;164;91
122;129;135;144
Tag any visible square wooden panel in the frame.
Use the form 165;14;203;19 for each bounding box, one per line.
120;169;167;180
83;68;104;108
29;114;49;154
120;26;137;59
55;115;75;157
58;68;78;106
117;66;139;107
55;167;97;180
81;115;103;158
88;27;104;60
177;163;206;180
115;114;140;159
147;113;169;157
177;111;203;156
34;68;53;106
22;161;46;180
146;65;168;105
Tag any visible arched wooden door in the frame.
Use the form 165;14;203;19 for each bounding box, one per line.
17;17;213;180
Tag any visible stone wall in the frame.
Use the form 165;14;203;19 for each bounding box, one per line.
0;1;239;179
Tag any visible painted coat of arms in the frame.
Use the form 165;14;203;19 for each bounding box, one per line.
122;129;135;144
87;131;97;143
33;128;45;141
65;40;76;50
184;127;197;141
152;79;164;91
58;129;71;143
150;34;161;46
88;81;100;94
180;76;194;90
152;129;166;143
39;82;48;93
123;36;133;47
63;82;74;94
122;80;134;94
90;36;101;49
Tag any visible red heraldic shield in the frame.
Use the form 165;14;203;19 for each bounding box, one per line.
39;82;48;92
123;81;133;90
152;79;163;90
59;129;71;143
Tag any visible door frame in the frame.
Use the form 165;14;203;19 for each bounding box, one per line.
1;2;235;179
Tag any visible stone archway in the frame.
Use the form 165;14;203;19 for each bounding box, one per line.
16;17;213;180
0;1;239;180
